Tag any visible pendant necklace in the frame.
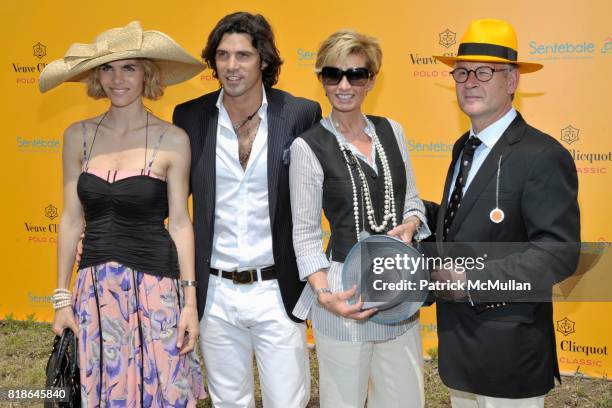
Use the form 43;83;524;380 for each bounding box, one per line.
232;102;262;132
489;155;505;223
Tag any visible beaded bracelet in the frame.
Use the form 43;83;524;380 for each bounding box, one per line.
53;300;72;310
52;288;72;310
51;293;71;300
53;288;71;293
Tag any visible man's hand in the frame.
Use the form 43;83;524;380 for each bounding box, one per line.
430;267;468;301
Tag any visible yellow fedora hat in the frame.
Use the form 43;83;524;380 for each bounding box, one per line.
434;19;542;73
39;21;205;93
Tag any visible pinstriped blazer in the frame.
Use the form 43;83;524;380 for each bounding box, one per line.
173;88;322;321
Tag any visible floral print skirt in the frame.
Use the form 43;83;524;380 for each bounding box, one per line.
73;263;206;407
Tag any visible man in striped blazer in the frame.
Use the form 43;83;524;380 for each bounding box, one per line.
173;12;321;408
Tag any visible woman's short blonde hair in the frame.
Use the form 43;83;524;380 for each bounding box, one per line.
315;30;382;75
86;58;164;100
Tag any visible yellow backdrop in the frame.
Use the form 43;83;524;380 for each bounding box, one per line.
2;0;610;378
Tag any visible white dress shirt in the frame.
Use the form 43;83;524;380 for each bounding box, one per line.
448;108;517;201
211;86;274;270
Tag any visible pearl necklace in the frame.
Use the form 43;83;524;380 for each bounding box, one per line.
335;121;397;241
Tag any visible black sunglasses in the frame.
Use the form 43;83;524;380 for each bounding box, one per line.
320;67;371;86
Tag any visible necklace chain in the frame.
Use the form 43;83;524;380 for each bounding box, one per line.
232;102;262;132
84;111;149;171
334;120;397;241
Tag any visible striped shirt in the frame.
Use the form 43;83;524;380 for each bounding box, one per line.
290;115;430;341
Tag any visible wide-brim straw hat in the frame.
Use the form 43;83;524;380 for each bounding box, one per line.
39;21;205;93
434;19;542;74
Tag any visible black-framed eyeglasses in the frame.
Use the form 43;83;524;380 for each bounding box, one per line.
449;66;512;83
319;66;371;86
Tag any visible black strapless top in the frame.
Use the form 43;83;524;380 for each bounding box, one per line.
77;172;179;278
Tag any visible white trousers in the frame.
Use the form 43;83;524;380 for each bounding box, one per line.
314;323;424;408
200;274;310;408
450;389;545;408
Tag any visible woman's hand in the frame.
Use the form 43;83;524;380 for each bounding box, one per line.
318;285;377;320
387;216;421;243
176;304;199;355
52;307;78;336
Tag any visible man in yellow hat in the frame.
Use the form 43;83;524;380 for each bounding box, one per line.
432;19;580;407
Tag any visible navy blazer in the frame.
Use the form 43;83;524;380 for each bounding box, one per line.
435;112;580;398
173;88;321;321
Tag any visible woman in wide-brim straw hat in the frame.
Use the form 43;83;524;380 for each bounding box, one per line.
42;21;207;406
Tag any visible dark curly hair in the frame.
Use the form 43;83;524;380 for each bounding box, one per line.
202;12;283;88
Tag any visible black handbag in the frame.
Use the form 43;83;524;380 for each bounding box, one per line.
44;328;80;407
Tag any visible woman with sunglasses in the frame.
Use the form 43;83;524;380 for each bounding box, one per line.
290;30;429;407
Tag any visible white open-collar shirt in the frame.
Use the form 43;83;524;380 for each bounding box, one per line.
211;86;274;270
447;108;517;201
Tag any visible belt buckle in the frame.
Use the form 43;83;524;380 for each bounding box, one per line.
233;269;255;284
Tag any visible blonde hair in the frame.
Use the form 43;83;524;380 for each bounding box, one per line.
86;58;164;100
315;30;382;75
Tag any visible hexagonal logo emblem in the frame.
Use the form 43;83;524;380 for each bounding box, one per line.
556;317;576;336
560;125;579;145
33;42;47;59
45;204;58;220
439;29;456;49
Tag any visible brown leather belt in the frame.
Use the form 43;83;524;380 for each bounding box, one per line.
211;265;276;284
